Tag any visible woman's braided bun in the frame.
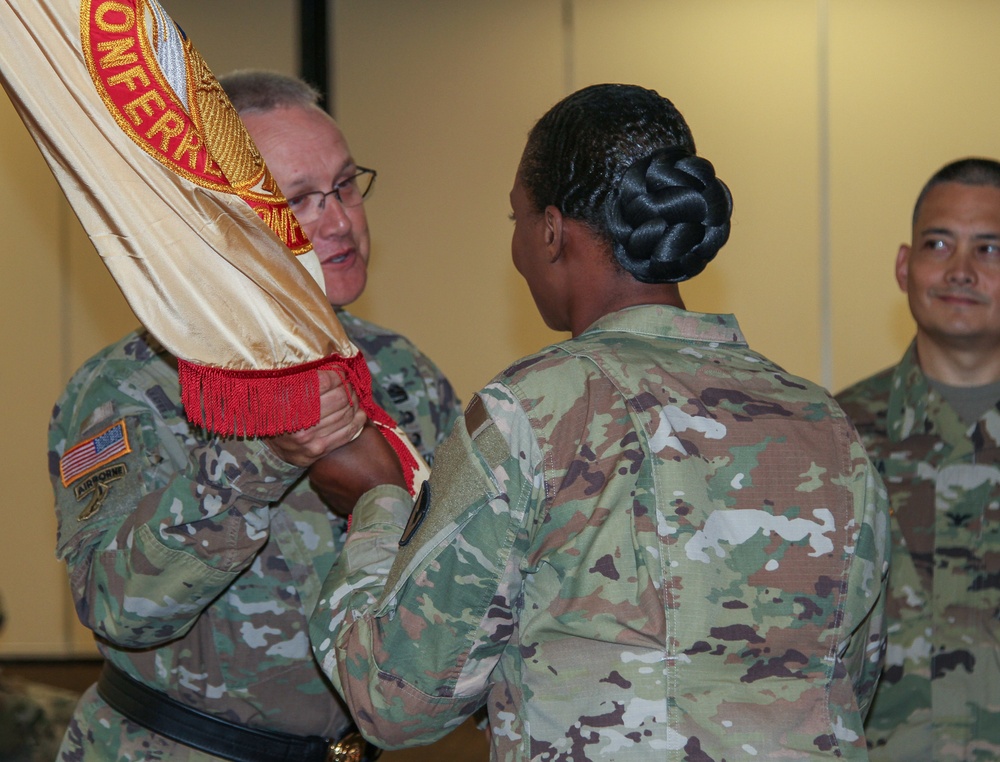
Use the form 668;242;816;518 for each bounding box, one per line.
605;147;732;283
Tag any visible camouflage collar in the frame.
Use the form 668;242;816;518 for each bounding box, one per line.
584;305;746;346
887;342;987;454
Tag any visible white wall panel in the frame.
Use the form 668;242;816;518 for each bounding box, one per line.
0;93;74;654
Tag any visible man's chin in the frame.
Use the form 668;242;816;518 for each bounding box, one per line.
324;281;367;309
922;326;1000;350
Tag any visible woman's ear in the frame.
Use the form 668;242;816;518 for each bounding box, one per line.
544;205;564;262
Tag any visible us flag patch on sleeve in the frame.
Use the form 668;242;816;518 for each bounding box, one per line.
60;419;131;487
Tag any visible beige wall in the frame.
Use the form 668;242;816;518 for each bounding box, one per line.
828;0;1000;389
2;0;998;654
337;0;567;396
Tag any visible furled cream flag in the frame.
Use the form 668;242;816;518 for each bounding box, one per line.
0;0;426;491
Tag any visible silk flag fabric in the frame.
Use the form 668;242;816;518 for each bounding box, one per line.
0;0;426;490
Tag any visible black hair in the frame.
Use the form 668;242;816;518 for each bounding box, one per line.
913;157;1000;225
519;83;732;283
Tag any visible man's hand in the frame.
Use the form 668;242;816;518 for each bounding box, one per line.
309;423;407;517
264;370;366;468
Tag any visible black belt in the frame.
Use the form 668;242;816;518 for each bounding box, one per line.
97;662;380;762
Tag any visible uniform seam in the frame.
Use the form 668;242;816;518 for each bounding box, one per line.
822;414;855;756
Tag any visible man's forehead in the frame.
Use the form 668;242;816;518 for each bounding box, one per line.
914;182;1000;234
245;105;356;183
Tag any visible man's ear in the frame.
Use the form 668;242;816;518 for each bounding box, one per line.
895;244;911;293
544;205;564;262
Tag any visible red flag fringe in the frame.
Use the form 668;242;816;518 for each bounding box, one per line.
335;352;420;496
178;352;420;495
179;354;331;436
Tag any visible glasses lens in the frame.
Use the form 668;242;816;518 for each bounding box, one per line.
288;192;322;223
338;178;364;208
352;169;376;205
287;170;376;221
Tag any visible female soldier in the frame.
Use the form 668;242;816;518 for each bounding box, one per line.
309;83;889;761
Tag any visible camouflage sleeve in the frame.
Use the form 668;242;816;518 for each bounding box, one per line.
426;360;461;452
340;311;462;463
310;383;537;749
394;341;462;454
48;356;305;649
838;439;891;719
370;343;462;464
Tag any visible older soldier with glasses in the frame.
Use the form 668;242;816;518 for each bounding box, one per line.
47;71;460;762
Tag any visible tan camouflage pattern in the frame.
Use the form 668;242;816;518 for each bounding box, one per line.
312;304;890;761
47;312;459;761
837;343;1000;762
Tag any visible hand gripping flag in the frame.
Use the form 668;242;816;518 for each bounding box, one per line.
0;0;427;492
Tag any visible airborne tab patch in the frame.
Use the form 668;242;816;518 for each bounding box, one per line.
74;463;129;521
60;419;131;487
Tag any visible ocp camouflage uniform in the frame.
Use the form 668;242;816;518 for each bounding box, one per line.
312;304;890;761
0;598;79;762
837;343;1000;761
47;310;460;761
0;675;78;762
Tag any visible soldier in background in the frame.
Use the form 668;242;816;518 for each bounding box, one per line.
47;72;460;761
837;158;1000;761
307;83;890;760
0;596;78;762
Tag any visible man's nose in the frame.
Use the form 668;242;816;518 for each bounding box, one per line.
313;194;352;236
946;248;976;285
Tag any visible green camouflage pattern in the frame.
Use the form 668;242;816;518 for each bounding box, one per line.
0;675;78;762
47;312;459;761
312;304;890;761
0;599;79;762
837;343;1000;762
337;309;460;465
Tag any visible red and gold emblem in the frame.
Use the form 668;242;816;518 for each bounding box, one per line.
81;0;310;253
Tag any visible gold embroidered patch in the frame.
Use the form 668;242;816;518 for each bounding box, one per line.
80;0;310;253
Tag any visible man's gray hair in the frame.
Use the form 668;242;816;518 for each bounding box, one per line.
218;70;322;115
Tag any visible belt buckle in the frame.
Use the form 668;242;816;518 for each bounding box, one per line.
327;731;368;762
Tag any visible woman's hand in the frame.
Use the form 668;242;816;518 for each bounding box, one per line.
308;423;407;517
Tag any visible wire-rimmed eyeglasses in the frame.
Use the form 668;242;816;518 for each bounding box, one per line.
286;167;377;224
